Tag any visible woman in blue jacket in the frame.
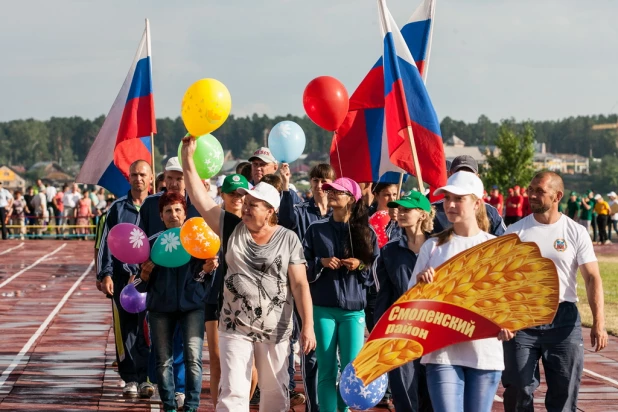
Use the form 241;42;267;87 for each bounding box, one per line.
373;191;435;412
138;191;206;412
303;177;379;412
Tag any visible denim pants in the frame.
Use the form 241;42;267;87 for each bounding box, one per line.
149;309;205;411
425;364;501;412
313;306;365;412
502;302;584;412
147;318;186;393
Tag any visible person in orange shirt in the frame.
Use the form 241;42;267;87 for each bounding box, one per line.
593;194;611;245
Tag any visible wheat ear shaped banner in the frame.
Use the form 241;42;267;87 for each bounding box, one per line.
352;234;559;385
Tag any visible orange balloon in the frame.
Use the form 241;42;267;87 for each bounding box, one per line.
180;217;221;259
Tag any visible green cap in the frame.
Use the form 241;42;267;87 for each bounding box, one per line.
570;191;577;196
387;191;431;212
221;174;249;193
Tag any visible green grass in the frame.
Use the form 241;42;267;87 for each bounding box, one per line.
577;257;618;336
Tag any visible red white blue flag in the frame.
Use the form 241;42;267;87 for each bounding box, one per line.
77;21;156;196
331;0;445;187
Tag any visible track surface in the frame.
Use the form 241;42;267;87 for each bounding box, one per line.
0;240;616;411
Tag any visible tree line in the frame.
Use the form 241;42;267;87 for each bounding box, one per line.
0;113;616;172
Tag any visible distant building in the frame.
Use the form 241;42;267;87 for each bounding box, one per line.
28;161;74;186
443;135;589;174
0;165;26;190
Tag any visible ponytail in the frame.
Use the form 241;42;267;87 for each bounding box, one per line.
344;200;375;265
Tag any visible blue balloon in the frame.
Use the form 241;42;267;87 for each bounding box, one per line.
339;362;388;410
268;120;306;163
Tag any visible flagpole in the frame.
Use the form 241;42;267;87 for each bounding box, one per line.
145;18;156;191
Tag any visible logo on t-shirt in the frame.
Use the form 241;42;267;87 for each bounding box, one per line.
554;238;567;252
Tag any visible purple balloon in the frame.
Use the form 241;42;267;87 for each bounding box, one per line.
119;283;147;314
108;223;149;264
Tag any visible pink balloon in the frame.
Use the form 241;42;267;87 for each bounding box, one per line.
107;223;150;264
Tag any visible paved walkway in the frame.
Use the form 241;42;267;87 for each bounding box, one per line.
0;240;617;411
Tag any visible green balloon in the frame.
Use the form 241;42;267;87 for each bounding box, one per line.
151;227;191;268
178;133;224;179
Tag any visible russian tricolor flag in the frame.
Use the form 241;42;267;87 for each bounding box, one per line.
331;0;444;187
380;0;446;189
77;21;156;197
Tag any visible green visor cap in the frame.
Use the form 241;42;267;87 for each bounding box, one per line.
387;191;431;212
221;174;249;193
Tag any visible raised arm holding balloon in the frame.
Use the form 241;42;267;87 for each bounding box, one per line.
181;132;316;411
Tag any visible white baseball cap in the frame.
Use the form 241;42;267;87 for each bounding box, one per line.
434;171;484;199
607;191;617;198
238;182;281;211
249;147;277;164
165;157;183;173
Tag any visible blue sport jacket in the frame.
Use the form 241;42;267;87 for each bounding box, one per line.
303;216;379;311
97;191;141;282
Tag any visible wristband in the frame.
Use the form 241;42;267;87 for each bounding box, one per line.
358;263;366;271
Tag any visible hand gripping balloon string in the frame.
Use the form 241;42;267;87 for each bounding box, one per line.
333;131;355;260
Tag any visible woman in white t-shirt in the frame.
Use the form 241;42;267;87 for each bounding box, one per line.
410;171;514;412
180;136;316;412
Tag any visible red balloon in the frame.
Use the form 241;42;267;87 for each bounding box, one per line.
369;210;391;249
303;76;350;131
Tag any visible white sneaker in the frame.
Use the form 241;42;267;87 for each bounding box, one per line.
175;392;185;408
123;381;138;397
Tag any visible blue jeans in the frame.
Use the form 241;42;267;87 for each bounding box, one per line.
502;302;584;412
149;309;205;410
425;364;501;412
147;318;186;393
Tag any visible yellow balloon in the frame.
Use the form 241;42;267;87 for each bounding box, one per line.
181;79;231;136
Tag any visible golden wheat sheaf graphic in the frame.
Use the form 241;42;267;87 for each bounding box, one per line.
353;234;559;384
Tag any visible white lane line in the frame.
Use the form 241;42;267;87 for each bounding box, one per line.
584;367;618;387
0;242;25;256
0;260;94;389
0;243;67;289
494;394;503;402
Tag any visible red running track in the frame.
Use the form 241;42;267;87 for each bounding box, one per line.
0;240;616;411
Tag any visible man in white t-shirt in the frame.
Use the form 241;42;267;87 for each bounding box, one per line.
0;181;14;240
501;171;608;412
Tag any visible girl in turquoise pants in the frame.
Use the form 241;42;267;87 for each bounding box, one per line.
303;178;378;412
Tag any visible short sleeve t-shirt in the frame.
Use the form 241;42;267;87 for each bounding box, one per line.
220;212;306;343
409;231;505;371
580;198;595;220
505;214;597;303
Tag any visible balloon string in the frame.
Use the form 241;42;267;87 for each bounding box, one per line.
334;130;355;261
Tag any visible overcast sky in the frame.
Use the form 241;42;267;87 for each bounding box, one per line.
1;0;617;124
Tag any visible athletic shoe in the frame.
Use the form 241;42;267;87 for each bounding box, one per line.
122;381;138;397
605;240;612;245
175;392;185;409
138;382;154;398
249;387;260;405
289;390;306;406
